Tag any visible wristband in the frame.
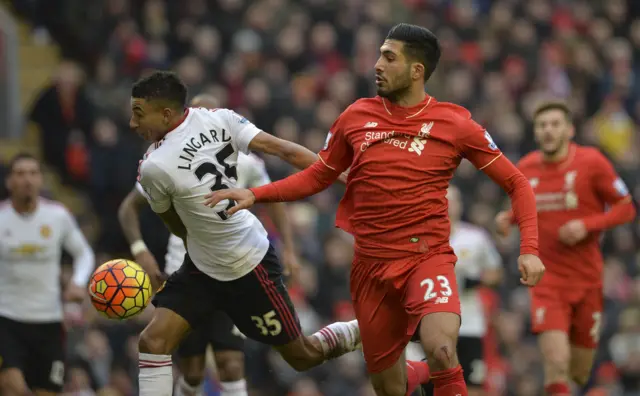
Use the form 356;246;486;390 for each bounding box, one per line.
130;240;149;256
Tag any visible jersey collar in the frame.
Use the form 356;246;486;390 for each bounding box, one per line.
159;108;190;143
381;94;433;119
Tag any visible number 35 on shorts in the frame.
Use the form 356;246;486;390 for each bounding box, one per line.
251;310;282;336
421;275;453;304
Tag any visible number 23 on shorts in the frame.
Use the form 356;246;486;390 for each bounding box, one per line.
421;275;453;304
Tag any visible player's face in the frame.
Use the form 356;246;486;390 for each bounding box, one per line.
129;98;173;141
375;40;414;98
6;158;42;200
446;186;462;223
533;109;574;156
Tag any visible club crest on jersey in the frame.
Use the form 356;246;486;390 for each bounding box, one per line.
419;122;433;138
40;225;51;239
564;171;577;190
484;131;498;151
323;132;332;150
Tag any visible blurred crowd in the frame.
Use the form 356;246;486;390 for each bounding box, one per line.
3;0;640;395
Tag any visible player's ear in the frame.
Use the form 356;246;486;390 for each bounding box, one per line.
162;107;173;124
412;62;424;81
568;123;576;140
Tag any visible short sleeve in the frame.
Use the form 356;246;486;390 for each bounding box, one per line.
458;118;503;170
318;112;353;173
138;159;173;213
221;109;262;154
590;150;631;205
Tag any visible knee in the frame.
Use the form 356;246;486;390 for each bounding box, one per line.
215;354;245;382
371;376;406;396
421;336;458;369
0;371;30;396
139;327;173;355
543;350;569;374
182;370;204;387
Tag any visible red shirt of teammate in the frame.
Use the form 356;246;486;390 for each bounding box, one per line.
206;23;545;396
497;101;636;396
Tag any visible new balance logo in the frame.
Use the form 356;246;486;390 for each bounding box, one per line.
435;297;449;304
364;122;378;128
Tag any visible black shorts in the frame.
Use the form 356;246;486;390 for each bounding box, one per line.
154;245;302;346
0;316;65;392
177;310;245;358
457;336;485;386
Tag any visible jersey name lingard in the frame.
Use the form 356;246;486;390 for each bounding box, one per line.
138;108;269;281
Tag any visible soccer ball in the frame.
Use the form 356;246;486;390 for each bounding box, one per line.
88;259;152;320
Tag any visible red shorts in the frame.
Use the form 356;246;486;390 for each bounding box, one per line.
529;285;603;349
350;252;460;373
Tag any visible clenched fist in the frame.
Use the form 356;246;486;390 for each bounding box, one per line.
518;254;545;286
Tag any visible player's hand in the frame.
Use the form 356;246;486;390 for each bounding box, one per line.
135;250;166;292
204;188;256;216
495;211;513;237
517;254;545;286
64;283;87;302
558;219;588;246
281;247;301;284
338;171;349;184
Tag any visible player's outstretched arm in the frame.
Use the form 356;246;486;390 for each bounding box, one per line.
118;187;165;289
249;131;322;171
480;156;545;286
204;161;341;215
61;208;96;301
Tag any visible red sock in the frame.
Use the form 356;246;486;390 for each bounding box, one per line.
545;382;571;395
431;365;467;396
406;360;430;396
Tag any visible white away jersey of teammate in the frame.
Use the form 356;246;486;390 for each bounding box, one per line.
163;152;272;275
451;223;502;337
137;107;270;281
0;199;94;322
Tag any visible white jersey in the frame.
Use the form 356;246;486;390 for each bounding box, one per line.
162;152;272;275
0;199;94;322
452;223;502;337
137;107;270;281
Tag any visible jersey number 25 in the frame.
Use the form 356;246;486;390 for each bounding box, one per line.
194;143;238;220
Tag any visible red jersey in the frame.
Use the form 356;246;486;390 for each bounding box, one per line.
517;143;635;287
318;95;532;259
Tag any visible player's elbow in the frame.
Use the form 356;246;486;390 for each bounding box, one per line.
118;193;136;226
624;200;637;222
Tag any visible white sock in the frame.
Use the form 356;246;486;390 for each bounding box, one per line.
220;379;248;396
138;352;173;396
312;320;360;358
174;375;203;396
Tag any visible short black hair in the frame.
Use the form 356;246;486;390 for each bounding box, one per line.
7;153;39;174
534;100;572;122
131;70;187;109
386;23;441;81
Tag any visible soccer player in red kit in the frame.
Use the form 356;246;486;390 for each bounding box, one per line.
495;101;636;396
205;23;545;396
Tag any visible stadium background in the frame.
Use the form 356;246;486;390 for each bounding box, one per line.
0;0;639;395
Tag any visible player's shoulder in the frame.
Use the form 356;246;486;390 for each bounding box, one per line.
38;198;75;221
338;98;383;121
575;144;610;164
0;199;11;215
428;99;485;137
517;151;543;169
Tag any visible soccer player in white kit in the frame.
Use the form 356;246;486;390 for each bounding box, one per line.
407;185;503;396
119;93;301;396
129;71;360;396
0;154;95;396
